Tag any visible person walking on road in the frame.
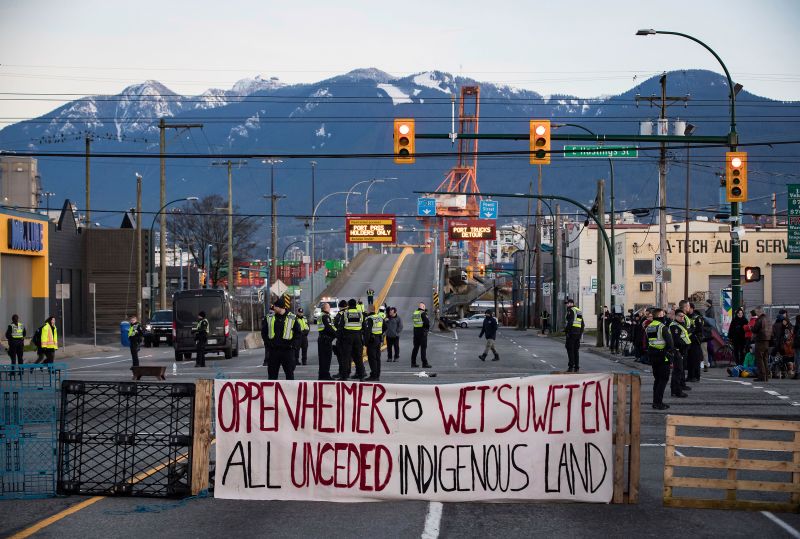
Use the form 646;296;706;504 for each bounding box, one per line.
264;298;301;380
411;302;431;368
647;308;675;410
540;310;550;335
366;288;375;307
294;308;310;366
5;314;26;365
752;308;772;382
478;310;500;362
316;302;337;380
364;305;385;381
127;316;143;370
194;311;209;368
384;307;403;362
342;298;366;380
39;316;58;364
564;299;584;372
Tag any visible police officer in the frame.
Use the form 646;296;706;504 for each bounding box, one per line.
366;288;376;307
194;311;209;368
669;310;691;398
411;302;431;368
647;308;675;409
264;297;301;380
564;299;584;372
541;310;550;335
39;316;58;364
333;299;349;380
127;315;143;369
681;300;705;382
364;305;386;381
5;314;26;365
260;305;274;367
356;299;365;313
294;308;310;366
317;302;337;380
342;298;366;380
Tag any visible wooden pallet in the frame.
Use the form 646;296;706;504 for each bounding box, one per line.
612;373;641;504
664;415;800;512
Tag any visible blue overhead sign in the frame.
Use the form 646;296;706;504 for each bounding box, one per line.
479;199;498;219
417;197;437;217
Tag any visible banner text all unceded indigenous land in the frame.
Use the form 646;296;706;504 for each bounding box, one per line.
214;374;614;502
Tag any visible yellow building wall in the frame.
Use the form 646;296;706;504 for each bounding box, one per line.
0;214;49;298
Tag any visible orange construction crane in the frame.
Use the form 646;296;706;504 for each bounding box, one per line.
421;86;483;266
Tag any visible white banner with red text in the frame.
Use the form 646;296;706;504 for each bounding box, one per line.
214;374;613;502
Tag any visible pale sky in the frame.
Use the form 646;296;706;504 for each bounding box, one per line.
1;0;799;124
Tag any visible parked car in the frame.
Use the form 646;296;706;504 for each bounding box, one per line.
172;289;239;361
454;313;486;328
313;298;340;324
144;309;173;347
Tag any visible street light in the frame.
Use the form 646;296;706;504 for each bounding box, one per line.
148;196;199;314
637;28;742;309
381;197;409;213
310;190;358;311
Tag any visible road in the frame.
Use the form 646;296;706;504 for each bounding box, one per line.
4;252;800;538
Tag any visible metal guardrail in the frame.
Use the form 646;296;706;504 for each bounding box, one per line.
0;363;64;499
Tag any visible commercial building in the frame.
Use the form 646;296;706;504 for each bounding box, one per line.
0;207;50;326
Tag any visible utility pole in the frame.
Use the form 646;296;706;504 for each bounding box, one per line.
212;160;247;299
596;180;606;347
310;161;317;311
135;173;142;320
636;74;690;307
534;165;543;329
158;119;203;310
263;159;283;284
85;136;91;224
553;204;561;333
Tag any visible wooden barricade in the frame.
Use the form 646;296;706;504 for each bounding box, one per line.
612;373;641;504
664;415;800;512
191;379;214;495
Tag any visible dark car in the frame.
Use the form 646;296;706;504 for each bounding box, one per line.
172;289;240;361
144;309;173;347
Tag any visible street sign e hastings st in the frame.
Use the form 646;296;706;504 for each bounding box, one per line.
564;145;638;159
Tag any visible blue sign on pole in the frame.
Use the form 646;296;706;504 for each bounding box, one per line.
417;197;437;217
479;200;498;219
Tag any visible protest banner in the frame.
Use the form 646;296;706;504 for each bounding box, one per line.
214;374;614;503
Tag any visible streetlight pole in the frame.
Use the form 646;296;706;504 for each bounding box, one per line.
263;159;283;285
149;197;198;314
637;28;740;309
311;190;356;309
381;197;409;213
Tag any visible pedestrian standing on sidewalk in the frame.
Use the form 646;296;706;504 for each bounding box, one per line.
478;310;500;361
127;316;143;370
5;314;26;365
541;310;550;335
564;298;584;372
752;309;772;382
384;307;403;362
39;316;58;364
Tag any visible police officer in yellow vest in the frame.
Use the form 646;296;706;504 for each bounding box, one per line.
564;299;584;372
5;314;26;365
364;305;386;381
411;302;431;368
127;316;144;369
646;308;676;410
264;297;301;380
366;288;375;307
39;316;58;364
341;298;367;380
669;310;692;398
356;299;365;313
294;308;310;366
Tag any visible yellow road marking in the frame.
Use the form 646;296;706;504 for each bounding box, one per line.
11;439;216;538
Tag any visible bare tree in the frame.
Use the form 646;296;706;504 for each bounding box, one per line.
167;194;259;287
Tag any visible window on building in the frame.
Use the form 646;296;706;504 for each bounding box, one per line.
634;259;653;275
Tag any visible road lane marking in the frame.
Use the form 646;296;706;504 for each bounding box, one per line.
421;501;443;539
761;511;800;538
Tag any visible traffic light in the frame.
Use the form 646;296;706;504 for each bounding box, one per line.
478;264;486;277
726;151;748;202
393;118;415;164
530;120;551;165
744;266;761;282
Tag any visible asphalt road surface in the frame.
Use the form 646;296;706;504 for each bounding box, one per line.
4;329;800;538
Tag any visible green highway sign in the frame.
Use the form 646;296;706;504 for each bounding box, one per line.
564;145;638;159
789;183;800;259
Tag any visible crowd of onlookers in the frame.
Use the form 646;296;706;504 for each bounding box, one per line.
600;302;799;381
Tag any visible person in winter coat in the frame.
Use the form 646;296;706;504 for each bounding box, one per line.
478;310;500;361
752;310;773;382
729;308;749;366
384;307;403;362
